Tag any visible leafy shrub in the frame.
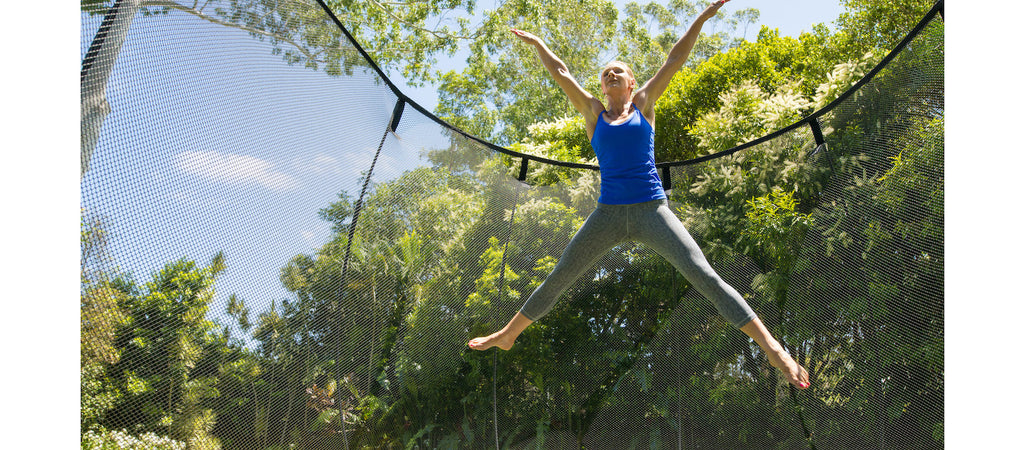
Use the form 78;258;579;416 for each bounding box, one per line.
81;428;186;450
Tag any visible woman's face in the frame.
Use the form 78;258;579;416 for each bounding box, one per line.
601;62;635;95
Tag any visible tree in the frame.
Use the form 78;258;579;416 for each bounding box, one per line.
673;15;944;447
325;0;487;85
435;0;760;146
105;253;227;449
82;0;141;177
656;25;846;161
81;213;131;430
836;0;938;54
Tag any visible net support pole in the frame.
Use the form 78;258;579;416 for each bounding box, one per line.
333;97;405;446
518;158;530;181
491;184;523;449
81;0;142;178
338;97;406;288
390;98;406;133
660;166;673;195
807;118;836;174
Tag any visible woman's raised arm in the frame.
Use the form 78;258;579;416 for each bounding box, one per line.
511;29;604;125
634;0;729;114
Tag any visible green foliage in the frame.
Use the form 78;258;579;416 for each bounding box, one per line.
798;114;944;449
86;0;374;76
82;363;124;431
436;0;620;144
656;26;843;161
510;116;594;185
743;187;814;274
466;236;522;309
811;51;876;110
836;0;938;55
435;0;758;145
616;0;759;80
743;187;814;319
655;19;942;443
81;214;133;430
81;428;186;450
691;80;812;151
326;0;484;84
94;253;227;448
678;64;838;268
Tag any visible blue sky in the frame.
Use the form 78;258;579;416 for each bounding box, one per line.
79;9;429;329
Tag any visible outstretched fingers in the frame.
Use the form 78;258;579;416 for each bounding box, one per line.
700;0;730;19
510;28;540;45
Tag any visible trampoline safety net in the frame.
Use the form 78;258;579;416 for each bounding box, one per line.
81;0;943;449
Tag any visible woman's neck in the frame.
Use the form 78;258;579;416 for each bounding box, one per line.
604;94;633;116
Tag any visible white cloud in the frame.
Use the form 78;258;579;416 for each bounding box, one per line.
298;227;331;250
300;153;349;176
175;150;299;191
292;151;401;180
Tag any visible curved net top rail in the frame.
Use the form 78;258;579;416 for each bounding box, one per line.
299;0;943;174
81;1;944;449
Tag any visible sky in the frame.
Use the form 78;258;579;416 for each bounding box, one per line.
12;1;1025;447
78;9;428;335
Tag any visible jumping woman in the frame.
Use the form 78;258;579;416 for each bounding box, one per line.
468;0;810;390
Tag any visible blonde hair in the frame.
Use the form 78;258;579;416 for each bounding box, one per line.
602;61;635;79
599;61;637;95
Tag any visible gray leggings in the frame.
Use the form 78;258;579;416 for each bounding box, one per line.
519;199;757;328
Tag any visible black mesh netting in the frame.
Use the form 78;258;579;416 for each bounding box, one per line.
81;0;943;448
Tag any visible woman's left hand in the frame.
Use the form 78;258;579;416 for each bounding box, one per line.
698;0;730;21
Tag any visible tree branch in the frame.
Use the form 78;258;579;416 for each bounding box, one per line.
365;0;476;41
141;0;328;64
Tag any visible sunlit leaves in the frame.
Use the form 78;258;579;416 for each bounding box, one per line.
435;0;759;146
836;0;937;55
327;0;484;84
743;187;814;275
97;252;227;444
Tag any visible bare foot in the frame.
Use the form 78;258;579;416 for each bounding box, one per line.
468;330;516;351
766;346;810;390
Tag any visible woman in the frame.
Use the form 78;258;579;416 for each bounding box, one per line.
468;0;810;390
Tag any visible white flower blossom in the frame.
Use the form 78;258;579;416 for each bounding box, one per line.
813;51;875;109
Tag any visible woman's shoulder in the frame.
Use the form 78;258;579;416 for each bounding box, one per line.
588;98;606;118
626;101;655;131
583;99;606;130
631;92;656;115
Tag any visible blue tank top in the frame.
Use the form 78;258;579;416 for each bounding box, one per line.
590;105;666;205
